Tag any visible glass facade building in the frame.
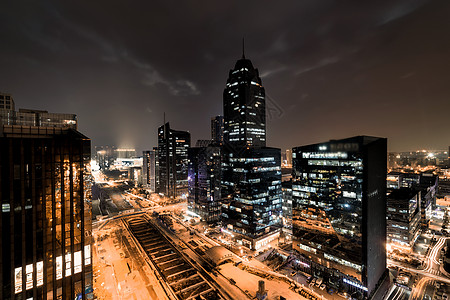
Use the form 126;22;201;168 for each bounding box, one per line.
0;125;93;300
156;122;191;198
188;144;222;223
291;136;387;297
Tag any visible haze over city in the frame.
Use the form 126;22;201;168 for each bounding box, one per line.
1;0;450;152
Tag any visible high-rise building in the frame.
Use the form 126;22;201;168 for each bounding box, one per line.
386;188;421;252
211;115;224;144
156;122;191;198
223;54;266;149
143;150;157;191
221;52;282;250
0;110;93;299
291;136;387;297
188;143;222;223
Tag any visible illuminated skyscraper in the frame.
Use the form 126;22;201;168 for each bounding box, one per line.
221;51;282;250
223;53;266;148
291;136;387;298
156;122;191;198
0;110;93;299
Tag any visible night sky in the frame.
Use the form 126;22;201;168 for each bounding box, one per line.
1;0;449;153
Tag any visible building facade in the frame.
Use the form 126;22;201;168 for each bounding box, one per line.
156;122;191;198
188;144;222;223
0;124;93;300
291;136;387;297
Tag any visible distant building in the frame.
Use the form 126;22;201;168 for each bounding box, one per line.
292;136;387;298
211;115;224;144
188;143;222;223
286;149;292;166
143;150;156;191
221;52;282;250
0;92;15;110
387;188;421;251
282;180;293;234
95;145;117;170
156;122;191;198
114;148;136;159
0;106;93;299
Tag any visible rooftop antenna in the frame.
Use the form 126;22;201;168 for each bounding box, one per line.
242;37;245;59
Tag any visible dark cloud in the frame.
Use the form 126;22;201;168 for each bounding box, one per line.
0;0;449;152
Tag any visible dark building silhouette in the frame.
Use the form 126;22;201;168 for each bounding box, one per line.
211;115;224;144
0;113;93;299
221;52;282;250
291;136;387;298
188;143;222;223
156;122;191;198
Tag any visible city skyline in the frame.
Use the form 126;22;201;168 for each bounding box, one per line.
1;1;450;153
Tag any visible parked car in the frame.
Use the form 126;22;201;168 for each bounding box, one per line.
320;284;326;290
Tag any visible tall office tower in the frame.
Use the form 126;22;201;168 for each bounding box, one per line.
211;115;224;144
0;112;93;299
142;150;157;191
156;122;191;198
292;136;387;298
0;92;15;110
223;53;266;149
188;143;222;223
221;52;282;250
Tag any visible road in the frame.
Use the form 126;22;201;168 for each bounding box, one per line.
402;236;450;300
